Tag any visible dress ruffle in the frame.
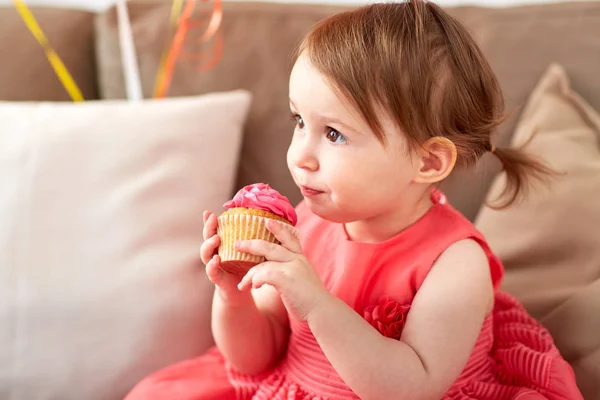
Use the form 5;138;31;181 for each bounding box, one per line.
445;292;581;400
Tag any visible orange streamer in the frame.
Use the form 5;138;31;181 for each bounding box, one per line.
152;0;184;98
153;0;223;99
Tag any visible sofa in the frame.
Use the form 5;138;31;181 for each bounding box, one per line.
1;1;599;399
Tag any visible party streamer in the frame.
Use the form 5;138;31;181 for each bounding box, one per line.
153;0;185;98
13;0;84;102
153;0;223;99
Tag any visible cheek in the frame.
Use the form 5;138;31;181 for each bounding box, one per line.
353;153;394;181
286;136;298;169
322;153;370;197
347;153;414;198
286;145;293;170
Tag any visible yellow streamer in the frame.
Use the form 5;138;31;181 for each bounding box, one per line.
13;0;84;102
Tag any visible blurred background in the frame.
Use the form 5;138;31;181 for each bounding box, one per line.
0;0;589;10
1;0;599;399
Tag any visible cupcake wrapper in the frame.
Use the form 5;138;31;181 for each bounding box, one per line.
217;213;299;266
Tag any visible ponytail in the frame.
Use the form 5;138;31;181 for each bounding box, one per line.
486;145;556;209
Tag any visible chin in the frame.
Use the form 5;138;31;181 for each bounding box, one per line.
304;199;358;224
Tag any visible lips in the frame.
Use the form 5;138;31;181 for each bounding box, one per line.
300;185;324;197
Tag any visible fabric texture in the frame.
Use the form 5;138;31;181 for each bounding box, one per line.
0;91;251;400
0;7;98;101
437;1;600;220
476;64;600;399
94;0;600;221
125;190;582;400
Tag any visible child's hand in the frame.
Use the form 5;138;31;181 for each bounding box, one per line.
201;211;245;301
236;219;331;321
200;211;221;265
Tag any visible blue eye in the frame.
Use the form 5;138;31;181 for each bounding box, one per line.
326;129;347;144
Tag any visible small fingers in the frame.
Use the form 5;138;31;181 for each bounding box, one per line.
265;220;301;253
238;262;284;291
237;266;258;291
203;212;218;241
202;211;211;239
201;234;221;265
205;255;223;285
235;239;291;262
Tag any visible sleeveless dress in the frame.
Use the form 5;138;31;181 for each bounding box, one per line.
125;189;583;400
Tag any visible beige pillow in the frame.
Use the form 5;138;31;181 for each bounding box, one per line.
0;91;251;400
475;64;600;399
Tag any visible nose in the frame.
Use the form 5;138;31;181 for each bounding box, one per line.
289;133;319;172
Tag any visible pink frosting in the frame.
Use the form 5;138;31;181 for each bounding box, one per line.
224;183;298;226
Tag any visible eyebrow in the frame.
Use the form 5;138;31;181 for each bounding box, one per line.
289;99;362;135
322;116;360;135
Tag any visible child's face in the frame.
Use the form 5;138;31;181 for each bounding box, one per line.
287;54;424;223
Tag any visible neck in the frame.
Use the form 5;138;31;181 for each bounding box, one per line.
344;189;433;243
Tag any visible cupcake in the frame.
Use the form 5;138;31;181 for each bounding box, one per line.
217;183;298;276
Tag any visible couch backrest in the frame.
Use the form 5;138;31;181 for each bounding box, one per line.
0;6;98;101
2;1;599;220
95;0;600;220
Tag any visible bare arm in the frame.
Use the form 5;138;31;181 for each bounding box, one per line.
211;284;290;375
201;211;290;375
307;239;493;399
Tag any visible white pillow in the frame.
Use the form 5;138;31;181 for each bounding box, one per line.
0;91;251;400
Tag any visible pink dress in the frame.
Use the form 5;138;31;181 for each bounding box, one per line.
125;189;583;400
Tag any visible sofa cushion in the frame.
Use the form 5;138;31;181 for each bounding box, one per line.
475;64;600;399
95;1;600;221
0;6;98;101
439;1;600;220
0;91;250;400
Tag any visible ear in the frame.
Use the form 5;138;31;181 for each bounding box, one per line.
413;137;457;184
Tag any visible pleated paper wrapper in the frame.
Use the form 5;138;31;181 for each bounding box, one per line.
217;212;298;276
